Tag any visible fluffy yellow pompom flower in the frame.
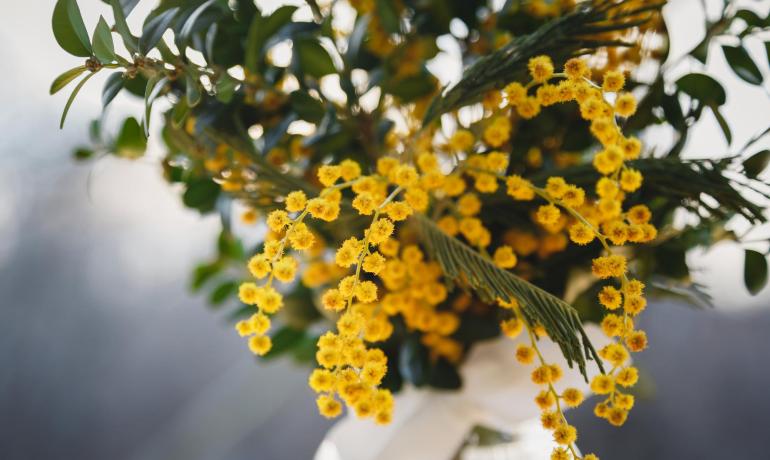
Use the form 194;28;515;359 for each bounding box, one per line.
501;318;523;338
272;256;297;283
355;281;378;303
285;190;307;212
528;55;554;83
536;204;561;225
515;344;536;364
568;223;595;245
256;286;283;313
602;70;625;92
308;368;335;392
493;245;518;269
535;390;556;409
626;330;648;352
383;201;412;221
448;129;475;151
339;159;362;181
552;424;577;445
248;335;272;355
248;254;271;279
266;210;291;232
249;312;270;335
615;92;637;117
321;288;346;311
564;57;588;80
598;285;622;310
592;255;627;279
368;218;394;244
616;366;639;387
238;282;260;305
545;177;568;198
363;252;386;274
562;388;584;407
517;96;541;119
353;192;378;215
506;175;535;201
317;165;341;186
624;294;647;316
316;394;343;418
620;168;643;192
590;374;615;394
504;81;527;105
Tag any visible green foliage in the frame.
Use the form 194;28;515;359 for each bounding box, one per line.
114;117;147;158
50;66;87;95
92;16;116;64
53;0;92;57
744;249;769;295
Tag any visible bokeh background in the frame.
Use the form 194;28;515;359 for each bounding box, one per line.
1;0;769;459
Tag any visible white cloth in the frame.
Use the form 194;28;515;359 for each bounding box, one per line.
315;324;611;460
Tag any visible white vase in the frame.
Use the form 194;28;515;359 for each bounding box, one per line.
315;324;611;460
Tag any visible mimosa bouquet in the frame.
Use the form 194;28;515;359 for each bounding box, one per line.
51;0;770;458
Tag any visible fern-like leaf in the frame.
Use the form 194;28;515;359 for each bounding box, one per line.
422;0;664;125
414;214;604;379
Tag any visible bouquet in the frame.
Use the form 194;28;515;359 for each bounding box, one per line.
50;0;770;458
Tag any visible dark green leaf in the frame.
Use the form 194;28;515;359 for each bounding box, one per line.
690;38;709;64
375;0;400;34
92;16;116;63
114;116;147;158
744;249;768;295
290;90;324;122
139;8;179;54
59;72;96;129
144;76;167;134
186;72;202;107
722;45;763;86
428;358;462;390
109;0;138;53
209;280;238;305
191;261;223;291
244;5;297;73
712;107;732;145
383;72;436;101
263;327;306;360
215;74;237;103
743;150;770;178
74;147;94;160
50;66;87;95
675;73;726;106
102;72;124;107
735;10;765;28
765;42;770;69
52;0;92;57
295;37;336;78
399;336;430;386
183;178;220;213
171;98;190;127
217;230;245;260
177;0;217;49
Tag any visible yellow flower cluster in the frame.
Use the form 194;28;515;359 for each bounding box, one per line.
233;53;658;441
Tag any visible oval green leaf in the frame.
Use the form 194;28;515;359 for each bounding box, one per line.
52;0;92;57
92;16;116;64
295;37;336;78
743;150;770;178
102;72;124;107
722;45;763;86
50;65;87;94
744;249;768;295
59;71;96;129
114;116;147;158
675;73;726;107
139;8;179;54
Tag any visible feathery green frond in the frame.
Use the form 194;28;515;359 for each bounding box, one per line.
413;213;603;380
422;1;664;125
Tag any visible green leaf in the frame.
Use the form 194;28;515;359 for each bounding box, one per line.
675;73;726;107
192;261;223;291
176;0;217;49
139;8;179;54
209;280;238;305
171;98;190;127
290;90;325;122
428;358;462;390
375;0;400;34
383;72;436;102
244;5;297;73
722;45;763;86
744;249;768;295
186;72;202;107
263;327;306;360
52;0;92;57
50;66;87;95
109;0;138;53
735;9;765;28
59;71;96;129
74;147;94;160
92;16;116;63
215;74;237;103
765;42;770;69
712;107;732;145
295;37;336;78
743;150;770;178
399;336;430;386
414;214;602;379
114;116;147;158
102;72;124;107
183;178;220;213
144;76;167;134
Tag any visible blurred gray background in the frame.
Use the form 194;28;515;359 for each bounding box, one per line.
1;1;769;459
